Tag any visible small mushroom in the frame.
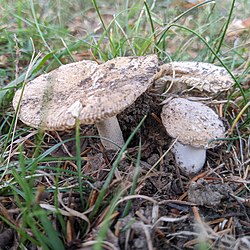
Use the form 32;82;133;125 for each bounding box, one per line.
153;61;234;94
13;55;159;150
161;97;226;174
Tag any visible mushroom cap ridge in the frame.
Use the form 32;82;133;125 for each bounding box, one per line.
161;98;226;148
13;55;159;130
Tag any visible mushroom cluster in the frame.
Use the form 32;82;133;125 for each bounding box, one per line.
13;57;232;175
153;61;233;174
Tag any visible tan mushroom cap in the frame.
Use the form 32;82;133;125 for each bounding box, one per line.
161;98;226;148
13;55;159;130
154;61;234;94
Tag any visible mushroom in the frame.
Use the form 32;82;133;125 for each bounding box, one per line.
161;97;226;174
153;61;234;94
13;55;159;150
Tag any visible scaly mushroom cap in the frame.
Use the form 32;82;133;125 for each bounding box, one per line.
13;55;159;130
154;61;234;94
161;98;226;148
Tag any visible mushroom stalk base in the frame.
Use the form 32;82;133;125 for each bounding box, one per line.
172;141;206;174
96;116;125;150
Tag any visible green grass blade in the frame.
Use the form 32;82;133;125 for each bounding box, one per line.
76;118;84;207
93;190;123;250
170;0;215;24
92;0;115;55
29;0;61;64
122;138;141;217
39;215;65;250
212;0;235;63
89;115;147;220
144;1;156;45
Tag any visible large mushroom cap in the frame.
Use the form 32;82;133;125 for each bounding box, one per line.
13;55;159;130
161;98;226;148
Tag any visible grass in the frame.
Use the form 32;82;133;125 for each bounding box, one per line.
0;0;250;249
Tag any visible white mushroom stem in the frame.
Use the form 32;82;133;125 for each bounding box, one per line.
172;141;206;175
96;116;125;150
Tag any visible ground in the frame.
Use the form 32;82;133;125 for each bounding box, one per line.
0;0;250;249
